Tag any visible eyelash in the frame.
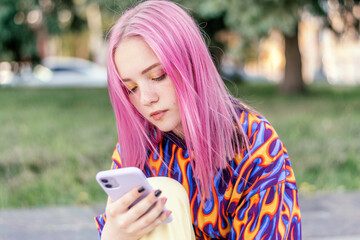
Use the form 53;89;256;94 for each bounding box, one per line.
127;73;167;94
152;73;167;81
127;86;137;94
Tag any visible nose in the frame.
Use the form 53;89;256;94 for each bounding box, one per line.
139;84;159;106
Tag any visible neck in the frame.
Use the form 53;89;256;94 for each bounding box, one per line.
171;122;185;139
172;128;185;139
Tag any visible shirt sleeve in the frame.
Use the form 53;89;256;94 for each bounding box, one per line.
231;183;301;239
229;113;301;239
94;143;122;239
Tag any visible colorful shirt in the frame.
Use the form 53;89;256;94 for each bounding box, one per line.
95;109;301;239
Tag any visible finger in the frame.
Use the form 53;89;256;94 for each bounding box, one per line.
131;194;167;229
108;186;145;214
138;196;167;223
137;209;173;236
126;189;163;223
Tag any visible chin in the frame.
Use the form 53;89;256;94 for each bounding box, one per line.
156;126;174;132
154;123;178;133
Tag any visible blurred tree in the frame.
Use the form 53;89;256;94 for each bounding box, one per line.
3;0;358;89
96;0;360;93
0;0;86;64
0;0;38;62
177;0;360;93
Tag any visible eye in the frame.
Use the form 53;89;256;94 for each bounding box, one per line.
128;86;137;94
152;73;167;81
126;86;137;94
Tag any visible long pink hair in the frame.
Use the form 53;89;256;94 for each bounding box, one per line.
107;0;248;198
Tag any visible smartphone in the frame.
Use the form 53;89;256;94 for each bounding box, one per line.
96;167;172;223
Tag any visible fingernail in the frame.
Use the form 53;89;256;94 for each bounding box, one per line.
154;189;162;197
167;210;172;217
138;187;145;193
161;197;167;204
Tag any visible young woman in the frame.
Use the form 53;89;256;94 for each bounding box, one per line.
95;1;301;239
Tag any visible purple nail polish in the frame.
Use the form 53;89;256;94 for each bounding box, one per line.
154;189;162;197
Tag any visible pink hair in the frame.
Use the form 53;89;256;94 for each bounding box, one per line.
107;0;248;198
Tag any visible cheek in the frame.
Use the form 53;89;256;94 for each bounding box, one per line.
163;82;179;106
172;92;180;111
128;96;143;114
169;90;181;118
128;96;137;107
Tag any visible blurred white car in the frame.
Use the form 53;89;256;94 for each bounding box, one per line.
7;57;107;88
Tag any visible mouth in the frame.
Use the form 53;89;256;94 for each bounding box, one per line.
150;110;168;120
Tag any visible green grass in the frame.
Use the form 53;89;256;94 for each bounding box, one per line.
0;88;117;208
1;83;360;208
228;82;360;193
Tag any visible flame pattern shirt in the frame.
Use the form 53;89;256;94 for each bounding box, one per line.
95;109;302;239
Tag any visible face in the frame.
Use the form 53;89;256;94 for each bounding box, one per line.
114;37;184;138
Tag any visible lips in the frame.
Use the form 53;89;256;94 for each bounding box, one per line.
150;110;168;120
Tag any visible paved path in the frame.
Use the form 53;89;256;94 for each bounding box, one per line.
0;191;359;240
299;191;360;240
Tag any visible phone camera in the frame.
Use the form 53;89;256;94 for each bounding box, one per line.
105;184;112;188
101;179;108;183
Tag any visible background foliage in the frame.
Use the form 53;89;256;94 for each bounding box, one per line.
1;0;360;207
1;84;360;207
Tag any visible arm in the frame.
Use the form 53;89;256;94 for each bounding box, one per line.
229;114;301;239
230;183;301;239
94;144;171;240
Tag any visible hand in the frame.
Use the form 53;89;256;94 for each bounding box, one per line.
100;186;172;240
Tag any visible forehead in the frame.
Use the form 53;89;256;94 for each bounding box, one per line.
114;37;160;78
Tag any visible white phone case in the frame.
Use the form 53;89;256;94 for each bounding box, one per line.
96;167;172;223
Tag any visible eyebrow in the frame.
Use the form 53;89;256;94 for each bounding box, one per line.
122;63;161;82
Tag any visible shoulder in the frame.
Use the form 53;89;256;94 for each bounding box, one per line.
235;107;279;149
237;107;271;136
237;106;284;165
232;107;294;195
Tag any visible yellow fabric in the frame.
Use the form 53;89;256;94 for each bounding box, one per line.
140;177;196;240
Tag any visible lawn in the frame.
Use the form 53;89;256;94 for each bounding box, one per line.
1;83;359;208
